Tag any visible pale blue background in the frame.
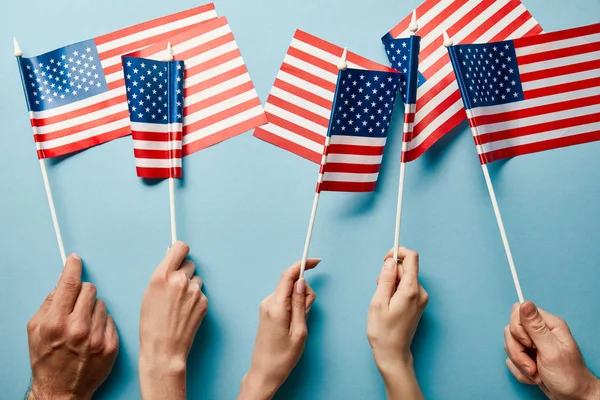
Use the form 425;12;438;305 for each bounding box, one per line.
1;1;599;399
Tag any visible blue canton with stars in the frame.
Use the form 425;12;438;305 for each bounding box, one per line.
18;39;108;112
122;57;184;124
382;36;425;104
329;68;402;138
448;40;525;110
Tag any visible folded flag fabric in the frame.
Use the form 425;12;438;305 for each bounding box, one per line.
448;23;600;164
16;4;217;159
317;68;402;192
382;36;421;162
127;17;267;156
384;0;542;162
122;56;184;178
254;30;398;164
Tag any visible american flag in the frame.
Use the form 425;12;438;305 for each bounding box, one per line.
317;68;402;192
17;4;218;159
123;57;184;179
384;0;542;161
253;30;398;164
382;36;421;162
128;17;267;156
448;23;600;164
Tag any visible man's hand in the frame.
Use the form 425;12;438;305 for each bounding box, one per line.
27;254;119;400
505;301;600;400
139;241;208;400
367;247;428;400
238;259;320;400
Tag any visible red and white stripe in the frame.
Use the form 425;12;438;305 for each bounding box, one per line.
254;30;397;164
30;4;218;159
387;0;542;161
132;17;267;156
401;103;416;162
131;123;182;179
467;23;600;163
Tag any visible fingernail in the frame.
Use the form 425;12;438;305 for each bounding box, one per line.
521;301;536;318
296;278;306;294
70;253;81;260
383;258;396;270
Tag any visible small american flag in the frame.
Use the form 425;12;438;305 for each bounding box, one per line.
254;30;398;164
128;17;267;156
123;57;184;179
17;4;218;159
317;68;402;192
448;23;600;163
382;36;421;162
384;0;542;161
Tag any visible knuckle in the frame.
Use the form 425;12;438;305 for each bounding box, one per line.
105;337;119;356
292;327;308;343
82;282;97;297
408;250;419;261
26;319;37;334
259;299;270;315
420;291;429;307
95;299;107;314
62;276;81;293
172;274;188;290
89;336;104;352
199;295;209;313
42;318;66;338
404;286;419;301
68;321;90;342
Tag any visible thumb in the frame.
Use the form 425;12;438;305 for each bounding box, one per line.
290;278;307;331
519;301;556;351
372;258;398;306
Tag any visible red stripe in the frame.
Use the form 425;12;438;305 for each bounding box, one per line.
346;53;398;73
418;0;470;47
489;11;533;42
405;112;415;124
264;112;325;145
267;95;330;128
518;42;600;66
416;71;455;109
37;126;130;159
184;81;256;116
481;128;600;163
287;46;338;75
273;78;333;110
177;33;235;62
323;162;381;174
525;76;600;100
31;94;127;127
103;63;123;76
253;127;321;164
183;97;263;135
132;131;183;141
183;113;267;156
317;181;377;193
133;149;182;159
184;65;247;98
136;167;182;179
524;24;544;38
327;144;385;156
280;63;336;93
404;109;466;162
185;49;241;77
520;59;600;83
476;112;600;145
94;4;216;45
34;110;129;142
413;89;462;139
107;80;124;91
515;23;600;48
472;94;600;128
388;0;440;39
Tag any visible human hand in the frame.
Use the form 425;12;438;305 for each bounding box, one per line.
238;259;320;400
27;254;119;400
505;301;600;400
367;247;428;400
138;241;208;400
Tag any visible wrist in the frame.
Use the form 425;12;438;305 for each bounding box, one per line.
28;384;85;400
582;375;600;400
374;351;414;378
238;368;281;400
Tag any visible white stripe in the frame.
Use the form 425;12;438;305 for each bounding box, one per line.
394;0;468;39
30;87;125;119
136;158;182;168
322;172;378;182
404;123;414;132
329;135;386;146
96;10;217;53
172;24;232;55
516;33;600;56
507;17;540;40
270;86;331;119
183;105;264;143
36;118;130;150
325;153;383;164
184;90;256;125
184;39;239;69
184;57;245;88
34;102;129;135
263;103;328;137
256;124;323;154
415;79;459;122
283;55;338;83
131;122;183;132
477;121;600;154
133;140;183;150
418;1;483;50
277;71;334;101
185;73;251;105
522;68;600;90
291;38;339;66
410;97;464;149
518;50;600;74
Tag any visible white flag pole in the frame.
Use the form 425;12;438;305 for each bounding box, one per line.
164;42;177;244
299;48;348;278
14;38;67;266
392;10;419;262
443;32;524;303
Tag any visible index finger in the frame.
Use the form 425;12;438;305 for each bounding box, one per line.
273;259;320;302
50;254;83;315
395;248;419;291
156;241;190;275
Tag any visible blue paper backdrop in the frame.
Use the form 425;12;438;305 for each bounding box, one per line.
1;1;599;399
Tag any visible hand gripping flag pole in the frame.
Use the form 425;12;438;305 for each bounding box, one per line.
14;38;67;265
299;49;348;279
444;32;524;304
164;42;178;244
